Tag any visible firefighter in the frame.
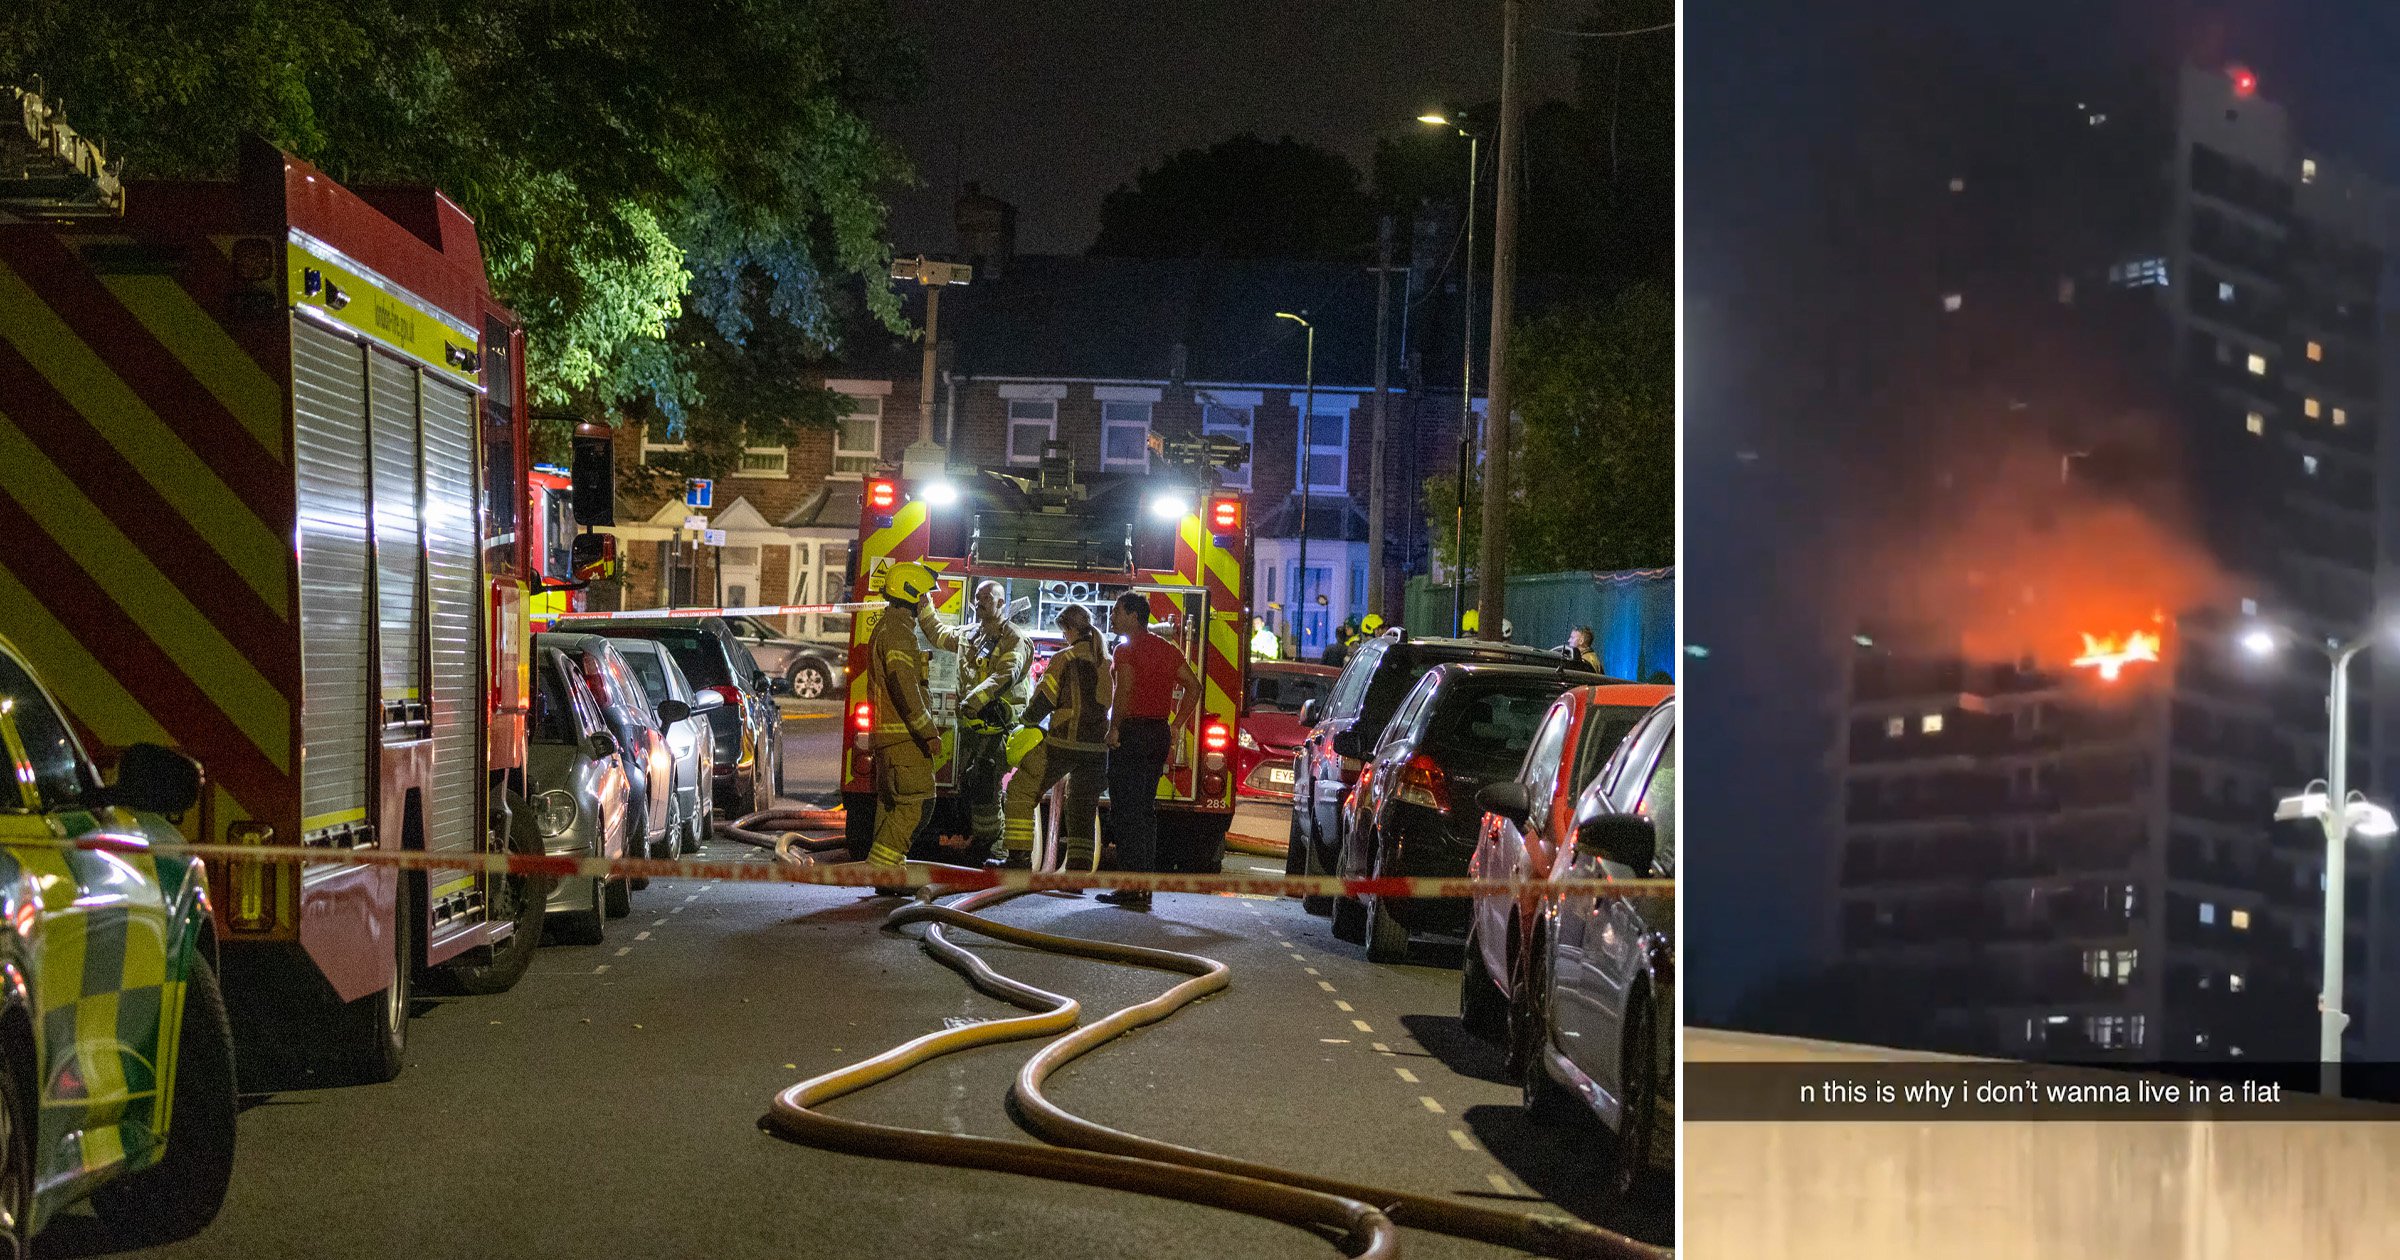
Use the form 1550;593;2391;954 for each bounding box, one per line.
865;561;943;880
998;604;1110;872
1100;592;1202;910
1559;625;1603;674
1250;615;1280;661
918;579;1032;866
1360;613;1387;637
1322;621;1357;670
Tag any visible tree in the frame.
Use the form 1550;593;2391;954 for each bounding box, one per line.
1426;284;1672;574
1;0;922;468
1090;134;1375;260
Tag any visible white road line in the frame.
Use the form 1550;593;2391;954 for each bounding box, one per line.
635;931;651;941
685;894;700;902
1372;1042;1392;1054
594;964;609;974
652;918;667;926
1449;1129;1477;1151
1289;953;1307;962
1487;1173;1516;1195
1303;966;1320;975
1395;1068;1419;1083
1352;1019;1374;1033
1419;1096;1445;1114
671;906;686;914
1335;1000;1354;1012
1317;980;1337;992
1319;1038;1350;1044
614;946;633;957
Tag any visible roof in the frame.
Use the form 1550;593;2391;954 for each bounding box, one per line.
780;481;863;530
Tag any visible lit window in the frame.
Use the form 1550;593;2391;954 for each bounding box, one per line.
2195;1033;2210;1048
2199;902;2217;925
1949;177;1965;193
2305;398;2322;419
2308;341;2324;362
1885;716;1905;738
2304;455;2320;476
735;445;789;478
1006;398;1058;466
2246;412;2265;436
2231;908;2251;930
1921;713;1944;734
1942;293;1963;312
2089;112;2107;126
1299;404;1350;493
2333;407;2348;427
2219;281;2236;303
2230;1045;2245;1057
2303;158;2318;183
2247;353;2268;376
833;395;883;476
2230;973;2245;992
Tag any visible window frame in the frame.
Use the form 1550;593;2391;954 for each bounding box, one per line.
1100;400;1153;471
1007;398;1059;466
1203;403;1254;490
832;394;883;478
1298;403;1351;493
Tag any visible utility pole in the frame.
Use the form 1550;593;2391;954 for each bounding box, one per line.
1277;312;1317;655
1367;216;1396;621
1476;0;1523;643
1454;132;1479;636
890;255;972;461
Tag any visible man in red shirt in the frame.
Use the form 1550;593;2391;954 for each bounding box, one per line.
1100;591;1201;909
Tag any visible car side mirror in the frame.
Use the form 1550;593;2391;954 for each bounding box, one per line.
585;731;619;760
1477;781;1533;826
691;690;727;712
655;699;692;725
100;743;203;816
1298;698;1322;727
1576;813;1656;872
768;675;793;696
1329;726;1368;762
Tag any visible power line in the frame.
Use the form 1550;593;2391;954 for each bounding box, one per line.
1530;21;1672;38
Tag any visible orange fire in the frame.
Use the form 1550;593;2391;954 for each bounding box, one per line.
2072;630;2162;681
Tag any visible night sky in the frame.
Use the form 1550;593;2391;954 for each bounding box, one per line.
872;0;1584;256
1684;0;2400;1022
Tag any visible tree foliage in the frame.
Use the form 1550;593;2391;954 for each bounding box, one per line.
1090;133;1375;260
1;0;921;468
1426;284;1672;575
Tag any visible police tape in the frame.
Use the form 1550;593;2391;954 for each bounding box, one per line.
12;835;1671;900
551;601;876;622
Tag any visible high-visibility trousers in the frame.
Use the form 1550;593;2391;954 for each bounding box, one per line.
1002;740;1104;870
869;737;935;867
955;727;1008;860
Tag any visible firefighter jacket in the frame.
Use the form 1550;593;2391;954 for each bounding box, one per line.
868;606;939;748
1021;635;1110;753
917;605;1032;721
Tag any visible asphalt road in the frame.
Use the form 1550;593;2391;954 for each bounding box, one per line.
55;702;1668;1259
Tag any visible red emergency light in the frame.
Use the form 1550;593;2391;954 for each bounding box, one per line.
2231;66;2257;98
851;701;873;733
865;477;900;513
1206;494;1244;534
1201;718;1232;753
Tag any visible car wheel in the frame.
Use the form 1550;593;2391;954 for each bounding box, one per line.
441;792;549;996
325;880;411;1084
0;1016;27;1259
680;808;704;855
1460;917;1508;1040
91;954;237;1246
1606;985;1662;1201
551;877;606;947
1519;941;1585;1127
1300;812;1335;916
604;877;632;919
1282;809;1307;878
788;660;832;700
625;794;651;891
1365;889;1410;964
1330;894;1365;944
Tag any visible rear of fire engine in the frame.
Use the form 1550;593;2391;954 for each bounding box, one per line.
840;439;1250;872
0;134;554;1083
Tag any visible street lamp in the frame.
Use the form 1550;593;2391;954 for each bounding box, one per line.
2245;621;2394;1095
1419;108;1479;635
1276;311;1316;657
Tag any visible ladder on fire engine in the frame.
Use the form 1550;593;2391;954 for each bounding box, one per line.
2;82;125;221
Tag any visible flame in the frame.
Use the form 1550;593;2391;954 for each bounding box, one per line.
2072;630;2162;681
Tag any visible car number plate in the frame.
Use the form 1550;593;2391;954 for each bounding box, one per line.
1265;767;1294;786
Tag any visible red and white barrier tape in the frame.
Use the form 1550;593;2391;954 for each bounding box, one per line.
551;601;875;622
20;835;1670;899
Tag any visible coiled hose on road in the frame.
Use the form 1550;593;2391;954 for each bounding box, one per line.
763;880;1671;1260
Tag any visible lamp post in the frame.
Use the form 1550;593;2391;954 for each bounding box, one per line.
2246;623;2396;1096
1277;311;1316;656
1418;110;1478;634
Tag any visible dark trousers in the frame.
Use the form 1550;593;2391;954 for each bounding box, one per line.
1107;719;1171;873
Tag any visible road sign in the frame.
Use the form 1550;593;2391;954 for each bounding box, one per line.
702;529;727;547
686;478;713;508
683;515;708;531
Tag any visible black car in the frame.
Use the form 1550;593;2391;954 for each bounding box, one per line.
1286;630;1615;912
577;617;786;817
1331;662;1597;962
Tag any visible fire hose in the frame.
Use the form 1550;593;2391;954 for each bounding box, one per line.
715;807;853;857
765;883;1669;1260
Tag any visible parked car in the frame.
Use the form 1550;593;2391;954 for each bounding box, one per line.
1518;696;1676;1202
726;615;847;701
1460;682;1673;1055
1331;663;1599;962
1287;630;1616;912
1236;661;1339;802
607;637;723;854
579;618;785;816
0;637;237;1248
537;633;681;864
527;648;635;944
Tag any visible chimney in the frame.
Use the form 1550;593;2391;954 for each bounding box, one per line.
955;181;1017;278
1169;340;1189;382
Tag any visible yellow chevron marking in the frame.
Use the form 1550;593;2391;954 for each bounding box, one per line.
0;412;291;772
1206;618;1242;716
97;275;285;459
0;560;176;755
861;501;928;568
0;263;289;617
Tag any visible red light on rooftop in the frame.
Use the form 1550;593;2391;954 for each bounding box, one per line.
2231;66;2258;98
1207;494;1244;534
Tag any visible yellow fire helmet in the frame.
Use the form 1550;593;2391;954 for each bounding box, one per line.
1005;725;1044;769
879;560;937;606
1360;613;1386;635
1460;609;1479;634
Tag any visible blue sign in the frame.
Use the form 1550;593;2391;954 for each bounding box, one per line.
686;478;714;508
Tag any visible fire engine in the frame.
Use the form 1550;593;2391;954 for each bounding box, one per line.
526;462;617;632
840;440;1251;872
0;103;561;1081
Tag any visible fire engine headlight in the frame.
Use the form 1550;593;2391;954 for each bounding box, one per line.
1148;491;1191;521
920;479;959;507
534;791;579;838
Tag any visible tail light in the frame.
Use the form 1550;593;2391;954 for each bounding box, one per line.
1207;494;1244;534
852;700;873;752
866;477;899;513
1394;753;1451;812
1201;718;1231;773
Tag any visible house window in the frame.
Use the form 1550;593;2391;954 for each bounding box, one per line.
643;416;689;463
2308;340;2324;362
1941;293;1963;312
2230;972;2245;992
2230;908;2251;930
1349;563;1365;607
2218;281;2236;303
735;446;789;478
1007;398;1058;465
2303;158;2318;183
2214;341;2233;365
1300;405;1349;492
2305;397;2321;419
2333;407;2348;427
833;395;883;476
2199;902;2217;925
1885;716;1905;738
2304;455;2320;476
2247;352;2268;376
1203;403;1253;490
2246;411;2265;436
1921;713;1944;734
1101;401;1152;470
2083;949;2137;983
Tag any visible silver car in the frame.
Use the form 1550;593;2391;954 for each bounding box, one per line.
727;614;847;700
612;636;722;854
528;648;634;945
